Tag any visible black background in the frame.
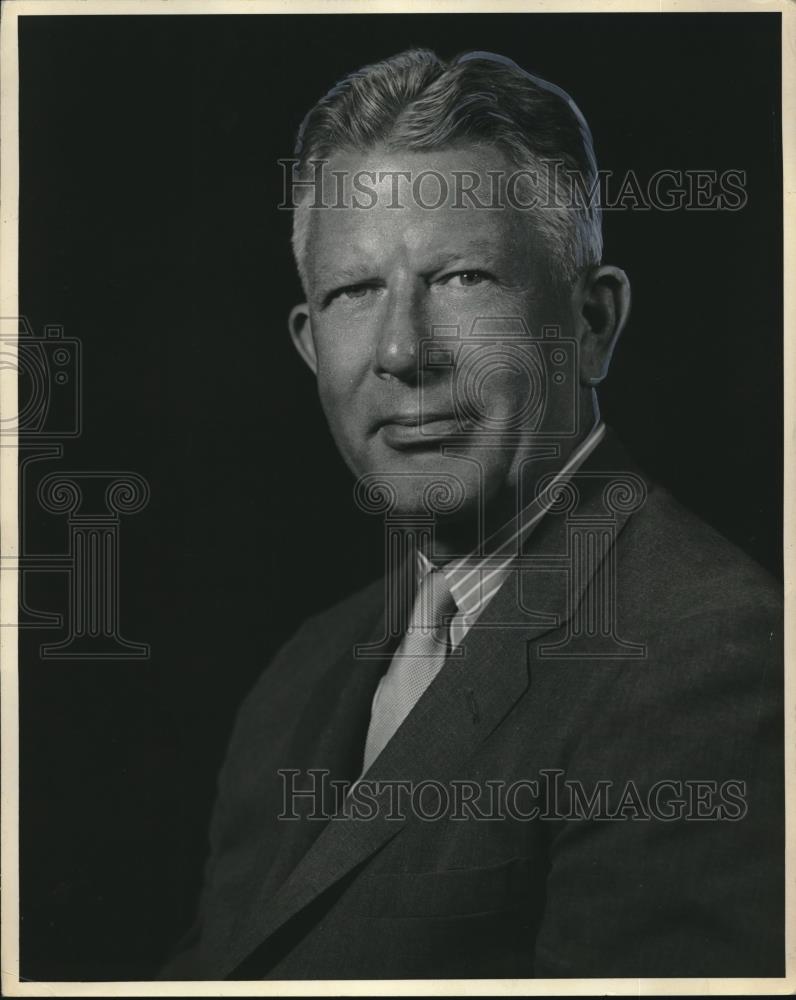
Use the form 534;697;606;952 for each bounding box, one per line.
18;13;782;980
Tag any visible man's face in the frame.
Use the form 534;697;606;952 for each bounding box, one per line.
293;145;583;532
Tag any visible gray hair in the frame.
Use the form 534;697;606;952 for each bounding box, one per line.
290;48;602;292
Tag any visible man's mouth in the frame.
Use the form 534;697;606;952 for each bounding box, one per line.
377;413;466;449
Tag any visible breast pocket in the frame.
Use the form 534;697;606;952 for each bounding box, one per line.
351;856;536;918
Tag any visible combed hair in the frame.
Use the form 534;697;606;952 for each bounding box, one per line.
290;49;602;291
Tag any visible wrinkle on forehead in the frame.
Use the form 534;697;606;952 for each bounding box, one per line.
303;146;549;295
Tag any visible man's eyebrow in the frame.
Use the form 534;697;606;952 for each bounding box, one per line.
311;239;504;297
424;240;502;272
312;261;377;294
317;263;374;284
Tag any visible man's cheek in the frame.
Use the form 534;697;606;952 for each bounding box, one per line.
317;386;366;453
475;374;530;424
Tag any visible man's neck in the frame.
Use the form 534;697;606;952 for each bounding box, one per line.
427;416;604;562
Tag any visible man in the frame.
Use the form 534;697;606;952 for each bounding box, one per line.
161;49;783;980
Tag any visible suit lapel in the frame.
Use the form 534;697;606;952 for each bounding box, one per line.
245;621;387;904
215;574;536;979
207;594;391;974
215;429;644;979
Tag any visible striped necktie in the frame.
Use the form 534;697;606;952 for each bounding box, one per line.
361;567;457;775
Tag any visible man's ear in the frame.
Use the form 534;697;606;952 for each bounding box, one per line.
288;303;317;376
571;265;631;386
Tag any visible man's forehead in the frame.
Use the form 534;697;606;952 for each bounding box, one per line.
317;146;516;212
311;207;515;258
304;145;533;275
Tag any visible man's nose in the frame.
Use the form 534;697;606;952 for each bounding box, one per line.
373;282;427;383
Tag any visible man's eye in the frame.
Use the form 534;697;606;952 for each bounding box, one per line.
342;285;371;299
325;283;380;306
439;270;492;288
458;271;486;286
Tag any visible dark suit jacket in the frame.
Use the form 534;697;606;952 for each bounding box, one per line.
161;432;783;980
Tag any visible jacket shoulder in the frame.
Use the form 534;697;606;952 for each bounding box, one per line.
230;574;385;733
617;481;781;629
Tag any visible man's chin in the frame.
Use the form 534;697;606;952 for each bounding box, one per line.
352;452;479;522
363;480;471;518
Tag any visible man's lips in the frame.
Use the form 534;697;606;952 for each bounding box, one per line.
377;413;466;448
